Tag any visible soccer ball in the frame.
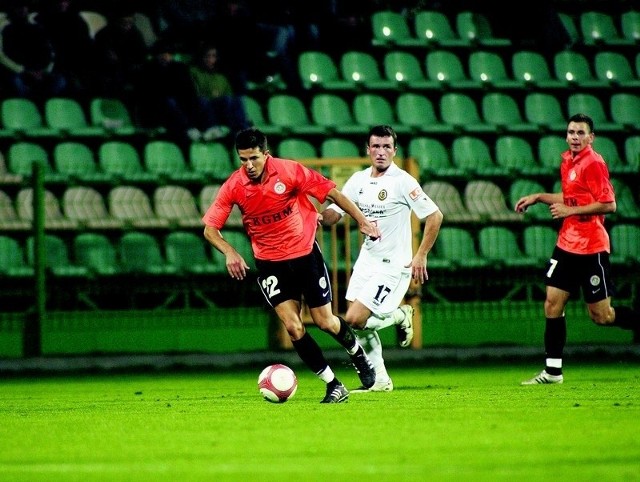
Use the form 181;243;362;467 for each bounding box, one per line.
258;364;298;403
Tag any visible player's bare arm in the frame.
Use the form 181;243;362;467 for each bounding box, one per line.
409;209;443;283
326;188;380;238
549;200;617;219
515;192;564;212
203;225;250;280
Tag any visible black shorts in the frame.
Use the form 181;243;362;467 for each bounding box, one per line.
255;241;332;309
545;246;614;303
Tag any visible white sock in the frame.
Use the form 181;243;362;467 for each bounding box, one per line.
364;308;403;330
318;366;335;383
357;330;390;383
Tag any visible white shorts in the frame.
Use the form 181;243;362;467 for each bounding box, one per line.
345;264;411;318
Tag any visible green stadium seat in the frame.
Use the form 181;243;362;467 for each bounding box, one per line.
621;10;640;43
297;51;351;91
26;234;89;278
276;138;317;160
422;180;481;223
89;97;139;136
511;50;567;89
220;230;256;270
425;50;482;90
558;13;581;45
478;226;538;268
108;186;171;230
434;226;490;269
53;141;114;184
143;140;205;184
0;235;35;277
320;138;361;158
455;11;511;47
371;10;423;48
310;93;368;135
242;96;283;136
440;93;495;134
624;135;640;171
593;51;640;88
464;180;522;222
566;93;622;132
44;97;104;138
190;142;235;182
7;142;68;184
383;51;437;90
451;136;510;177
62;186;125;230
340;51;396;90
153;185;203;229
609;93;640;130
523;225;557;262
413;10;470;47
592;135;635;175
609;224;640;266
98;141;159;184
15;188;79;230
468;51;526;90
409;137;465;181
73;232;122;276
352;93;411;135
0;98;56;138
579;11;634;47
495;136;550;177
508;179;551;222
267;94;326;135
610;178;640;221
524;93;567;133
537;135;567;172
118;231;178;275
0;189;31;231
553;51;608;89
164;231;225;275
395;93;455;135
481;92;537;134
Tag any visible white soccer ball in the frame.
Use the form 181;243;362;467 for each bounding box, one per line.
258;364;298;403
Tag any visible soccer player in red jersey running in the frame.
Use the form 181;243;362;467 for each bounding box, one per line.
515;113;640;385
203;127;380;402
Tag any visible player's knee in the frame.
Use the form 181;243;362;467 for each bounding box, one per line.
343;314;365;330
588;309;613;325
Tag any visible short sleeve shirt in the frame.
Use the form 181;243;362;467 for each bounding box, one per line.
558;144;615;254
202;155;336;261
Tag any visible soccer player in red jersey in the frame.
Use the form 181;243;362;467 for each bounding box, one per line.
203;127;380;402
515;113;640;385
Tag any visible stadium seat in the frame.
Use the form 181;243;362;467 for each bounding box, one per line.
370;10;422;48
53;141;114;184
468;51;525;89
62;186;125;230
610;178;640;221
566;93;622;132
143;140;204;184
558;12;581;45
310;93;368;135
320;138;361;158
434;226;490;269
511;50;567;89
413;10;470;47
481;92;537;134
25;234;89;278
621;10;640;43
267;94;326;135
242;96;283;136
340;51;395;90
108;186;171;229
44;97;104;138
553;51;608;89
7;142;68;184
164;231;225;275
0;235;35;277
297;51;351;91
579;11;634;46
478;226;538;268
276;138;317;160
352;93;411;135
409;137;465;181
220;230;256;270
154;185;203;229
609;224;640;266
98;141;159;184
15;188;79;230
495;136;550;177
451;136;510;177
455;11;511;47
395;93;455;135
383;51;437;90
524;93;567;133
199;184;243;227
537;135;567;172
592;136;635;175
190;142;235;182
624;135;640;171
464;180;522;222
0;98;56;138
73;232;122;276
508;179;552;221
89;97;138;136
421;181;481;223
523;225;557;262
593;51;640;88
609;93;640;130
425;50;482;90
0;189;31;231
439;93;494;133
118;231;178;275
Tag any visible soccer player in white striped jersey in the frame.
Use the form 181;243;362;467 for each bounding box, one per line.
319;125;443;391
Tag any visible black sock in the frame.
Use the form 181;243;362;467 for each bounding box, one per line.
544;316;566;376
292;332;329;375
612;306;638;330
329;316;357;352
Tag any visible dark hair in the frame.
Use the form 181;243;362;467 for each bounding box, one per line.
235;127;268;152
368;125;397;147
568;113;594;133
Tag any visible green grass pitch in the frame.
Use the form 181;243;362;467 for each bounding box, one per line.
1;361;639;481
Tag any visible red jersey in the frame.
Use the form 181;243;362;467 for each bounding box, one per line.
557;144;615;254
202;155;336;261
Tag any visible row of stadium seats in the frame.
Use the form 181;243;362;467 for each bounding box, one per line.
298;48;640;93
369;10;640;50
2;220;639;281
2;176;638;235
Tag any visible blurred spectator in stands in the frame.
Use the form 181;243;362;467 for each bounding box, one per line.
134;38;227;146
34;0;97;97
0;0;67;100
189;44;250;138
94;6;149;97
154;0;216;53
